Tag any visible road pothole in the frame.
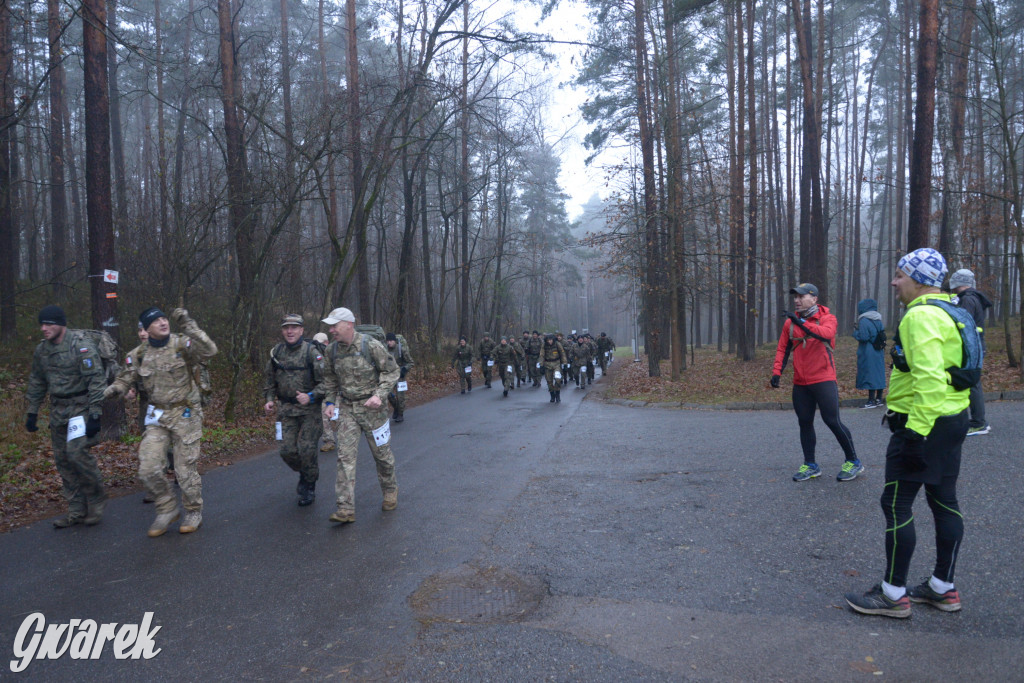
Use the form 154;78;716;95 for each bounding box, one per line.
410;564;547;624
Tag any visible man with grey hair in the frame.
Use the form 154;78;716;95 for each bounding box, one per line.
949;269;992;435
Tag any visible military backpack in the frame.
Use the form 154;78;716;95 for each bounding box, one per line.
69;329;121;385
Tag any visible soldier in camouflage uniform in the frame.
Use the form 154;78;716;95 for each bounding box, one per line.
451;336;475;394
263;314;325;507
385;332;414;423
106;307;218;537
556;332;570;386
320;307;400;523
478;333;496;388
513;333;527;387
527;331;543;387
596;332;614;374
585;334;599;383
25;305;107;529
541;334;567;403
573;333;593;389
494;336;518;397
312;332;337;452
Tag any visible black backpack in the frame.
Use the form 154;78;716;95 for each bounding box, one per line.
871;324;887;351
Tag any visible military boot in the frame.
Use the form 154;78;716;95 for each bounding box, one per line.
320;440;335;452
179;510;203;534
555;390;561;403
503;389;508;397
329;508;355;524
467;378;472;392
382;487;398;511
393;410;404;423
53;514;84;529
84;496;107;526
147;509;181;537
298;481;316;507
549;391;555;403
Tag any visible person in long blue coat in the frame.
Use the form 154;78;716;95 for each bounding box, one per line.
853;298;887;407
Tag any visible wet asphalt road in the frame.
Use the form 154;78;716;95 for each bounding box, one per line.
2;371;1022;681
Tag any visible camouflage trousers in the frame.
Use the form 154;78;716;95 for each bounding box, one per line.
50;418;105;519
334;402;397;512
458;367;473;390
481;359;493;384
598;352;608;373
498;363;515;391
544;361;563;391
527;356;541;382
387;385;407;413
279;410;322;485
140;407;203;515
321;411;336;446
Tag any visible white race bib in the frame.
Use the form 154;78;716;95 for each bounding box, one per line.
275;421;283;440
397;381;408;392
66;416;86;442
487;360;494;367
144;405;164;427
331;408;339;422
553;370;562;380
506;365;513;373
536;362;541;369
464;366;473;374
372;420;391;447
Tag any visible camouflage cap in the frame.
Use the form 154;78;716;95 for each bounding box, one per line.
281;313;304;327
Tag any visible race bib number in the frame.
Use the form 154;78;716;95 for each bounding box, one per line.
553;370;562;380
506;365;513;374
66;416;86;442
397;381;408;392
275;421;283;440
372;420;391;447
464;366;473;374
144;405;164;427
487;360;494;367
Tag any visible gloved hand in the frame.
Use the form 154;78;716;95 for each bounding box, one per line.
86;415;102;438
785;311;803;325
400;366;408;379
894;428;927;472
769;375;781;389
25;413;38;432
171;308;190;326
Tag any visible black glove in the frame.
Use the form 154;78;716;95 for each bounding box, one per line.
25;413;38;432
785;311;803;325
894;428;927;472
86;415;102;438
400;366;408;379
769;375;781;389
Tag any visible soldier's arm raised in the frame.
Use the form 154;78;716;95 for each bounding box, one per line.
173;308;218;360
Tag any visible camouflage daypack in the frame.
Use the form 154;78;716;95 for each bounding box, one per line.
69;329;121;385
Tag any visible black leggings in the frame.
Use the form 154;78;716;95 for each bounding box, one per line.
881;477;963;588
792;381;856;464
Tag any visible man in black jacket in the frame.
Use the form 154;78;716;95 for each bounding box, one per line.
949;269;992;435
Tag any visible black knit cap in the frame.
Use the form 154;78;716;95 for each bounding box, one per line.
386;332;397;342
139;307;167;330
38;305;67;327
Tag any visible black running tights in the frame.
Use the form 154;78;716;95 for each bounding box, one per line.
792;381;856;464
880;477;963;588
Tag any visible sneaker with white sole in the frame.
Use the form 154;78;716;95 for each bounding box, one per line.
966;425;990;436
837;460;865;482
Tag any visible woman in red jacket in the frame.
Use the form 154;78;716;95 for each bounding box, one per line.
770;283;862;482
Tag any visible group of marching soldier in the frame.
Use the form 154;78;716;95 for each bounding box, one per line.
451;330;616;403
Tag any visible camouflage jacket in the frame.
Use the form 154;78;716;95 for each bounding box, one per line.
25;330;106;426
493;343;517;366
510;339;525;361
107;318;218;411
387;335;415;372
478;339;496;360
263;340;326;416
527;337;543;356
322;332;399;404
574;341;593;363
597;336;614;353
451;345;475;367
542;341;567;365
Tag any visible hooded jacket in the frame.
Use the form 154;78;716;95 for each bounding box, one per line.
772;304;838;385
852;298;887;390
